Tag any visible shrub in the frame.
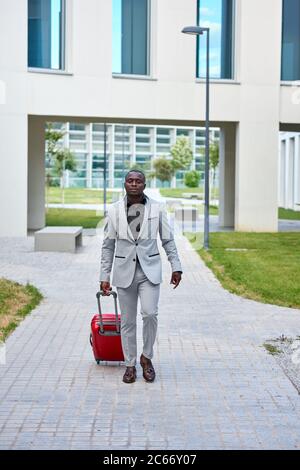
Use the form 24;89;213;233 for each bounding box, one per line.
184;170;200;188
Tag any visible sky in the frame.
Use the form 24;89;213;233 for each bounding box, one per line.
51;0;62;69
198;0;223;78
112;0;122;73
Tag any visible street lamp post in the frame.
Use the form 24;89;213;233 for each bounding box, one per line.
103;122;107;216
182;26;210;250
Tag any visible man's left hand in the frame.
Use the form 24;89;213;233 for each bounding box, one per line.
170;271;182;289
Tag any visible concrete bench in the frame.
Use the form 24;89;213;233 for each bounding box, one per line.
174;206;198;222
34;226;83;253
182;192;201;200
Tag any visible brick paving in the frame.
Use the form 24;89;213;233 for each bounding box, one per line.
0;226;300;450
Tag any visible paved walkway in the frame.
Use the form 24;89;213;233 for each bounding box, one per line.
0;226;300;450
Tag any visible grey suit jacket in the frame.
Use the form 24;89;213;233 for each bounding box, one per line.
99;194;182;288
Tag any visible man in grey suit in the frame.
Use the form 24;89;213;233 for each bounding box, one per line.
100;170;182;384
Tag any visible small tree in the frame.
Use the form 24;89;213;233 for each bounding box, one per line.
54;148;77;206
128;161;151;175
152;157;174;184
170;136;193;173
184;170;201;188
45;123;77;208
45;123;63;212
209;142;219;200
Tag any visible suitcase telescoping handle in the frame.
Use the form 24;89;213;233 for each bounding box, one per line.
96;290;120;334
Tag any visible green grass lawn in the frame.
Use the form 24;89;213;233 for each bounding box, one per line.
46;187;120;204
169;205;300;219
0;279;43;342
196;205;219;216
160;187;219;199
207;207;300;219
186;232;300;309
279;207;300;220
208;205;218;216
46;208;104;228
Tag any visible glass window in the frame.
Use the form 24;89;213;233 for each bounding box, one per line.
157;128;170;135
115;125;131;134
197;0;234;79
115;144;131;152
93;161;104;170
156;145;171;154
69;133;86;141
70;170;87;178
93;144;105;151
115;134;130;142
73;160;87;171
74;152;87;160
156;128;171;149
136;145;151;153
28;0;65;69
136;136;150;143
281;0;300;80
155;179;171;189
113;0;150;75
69;142;86;151
93;124;105;132
51;121;65;130
176;129;190;137
68;178;87;188
93;134;104;142
136;127;150;135
92;177;110;189
135;155;151;166
70;123;85;131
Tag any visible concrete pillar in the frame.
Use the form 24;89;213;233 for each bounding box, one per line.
234;0;281;232
279;138;286;208
287;137;295;209
295;135;300;210
108;124;114;189
87;123;93;189
28;116;46;230
235;120;279;232
219;123;236;228
0;114;28;236
131;126;136;165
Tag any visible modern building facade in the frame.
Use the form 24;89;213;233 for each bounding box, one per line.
48;121;220;189
279;132;300;211
1;0;300;236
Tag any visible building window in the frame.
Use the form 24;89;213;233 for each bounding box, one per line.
281;0;300;81
156;128;171;155
113;0;150;75
197;0;234;79
28;0;65;70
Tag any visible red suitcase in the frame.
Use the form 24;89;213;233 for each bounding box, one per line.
90;290;124;364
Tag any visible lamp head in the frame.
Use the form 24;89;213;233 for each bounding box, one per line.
181;26;207;35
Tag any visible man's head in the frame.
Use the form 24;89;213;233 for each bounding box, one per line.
124;169;146;197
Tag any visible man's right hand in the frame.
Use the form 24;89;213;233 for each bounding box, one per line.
100;281;112;296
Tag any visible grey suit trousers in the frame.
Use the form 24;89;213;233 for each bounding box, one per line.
117;262;160;367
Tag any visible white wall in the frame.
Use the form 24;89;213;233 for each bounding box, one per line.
0;0;28;236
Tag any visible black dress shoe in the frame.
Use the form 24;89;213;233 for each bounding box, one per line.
140;354;156;382
122;366;137;384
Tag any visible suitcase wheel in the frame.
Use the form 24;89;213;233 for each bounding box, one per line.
96;359;101;365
